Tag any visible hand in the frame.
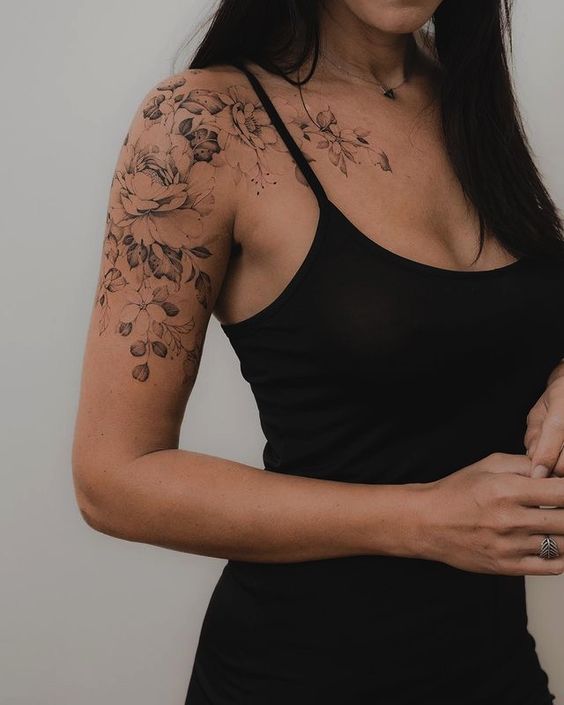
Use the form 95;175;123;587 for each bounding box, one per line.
419;452;564;576
525;359;564;478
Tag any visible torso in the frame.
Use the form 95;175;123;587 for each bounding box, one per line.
184;59;563;705
213;58;522;328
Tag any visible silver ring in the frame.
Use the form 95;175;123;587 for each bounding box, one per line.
538;535;560;560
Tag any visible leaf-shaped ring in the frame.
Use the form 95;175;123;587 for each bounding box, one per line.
538;535;560;560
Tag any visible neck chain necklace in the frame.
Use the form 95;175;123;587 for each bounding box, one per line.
321;37;417;100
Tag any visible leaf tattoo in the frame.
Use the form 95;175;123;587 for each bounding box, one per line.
95;77;228;383
96;71;394;383
143;78;294;194
294;109;393;176
96;72;310;383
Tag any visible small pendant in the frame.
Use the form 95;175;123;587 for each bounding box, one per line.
383;88;395;99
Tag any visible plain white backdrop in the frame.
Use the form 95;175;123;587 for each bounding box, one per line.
1;2;563;703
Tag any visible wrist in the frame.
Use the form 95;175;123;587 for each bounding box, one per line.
354;480;438;560
391;481;438;560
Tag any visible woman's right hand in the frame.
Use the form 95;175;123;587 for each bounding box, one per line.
419;453;564;576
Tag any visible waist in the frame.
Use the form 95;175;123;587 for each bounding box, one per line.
225;553;520;607
204;557;543;702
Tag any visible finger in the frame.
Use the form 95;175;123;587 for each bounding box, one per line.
524;428;540;455
520;507;564;535
531;463;552;478
525;438;538;460
488;453;532;476
513;555;564;576
548;359;564;381
516;478;564;508
530;413;564;477
514;533;564;558
524;403;544;451
551;446;564;478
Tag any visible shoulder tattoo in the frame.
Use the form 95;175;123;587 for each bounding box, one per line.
95;73;391;383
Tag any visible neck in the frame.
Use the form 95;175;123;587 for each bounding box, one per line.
317;4;420;87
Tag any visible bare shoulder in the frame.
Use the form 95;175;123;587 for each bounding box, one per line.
147;63;301;191
94;62;295;380
73;63;329;487
93;66;252;388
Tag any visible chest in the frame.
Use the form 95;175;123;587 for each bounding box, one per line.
218;79;524;331
229;239;564;431
236;89;499;273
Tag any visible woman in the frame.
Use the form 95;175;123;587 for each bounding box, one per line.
72;1;564;703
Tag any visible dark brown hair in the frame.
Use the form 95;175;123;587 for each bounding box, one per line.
177;0;564;262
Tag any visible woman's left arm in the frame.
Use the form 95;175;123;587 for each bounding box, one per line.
524;359;564;477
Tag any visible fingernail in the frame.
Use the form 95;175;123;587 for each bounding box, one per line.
532;464;550;478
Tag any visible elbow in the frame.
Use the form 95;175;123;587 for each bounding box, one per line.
72;461;106;533
71;450;120;536
76;495;102;532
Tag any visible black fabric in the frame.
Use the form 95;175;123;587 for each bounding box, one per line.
185;62;563;705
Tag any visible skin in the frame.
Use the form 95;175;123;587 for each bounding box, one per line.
72;0;564;575
525;359;564;478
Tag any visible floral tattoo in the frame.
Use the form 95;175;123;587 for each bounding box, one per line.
293;108;392;176
96;74;299;383
143;77;292;192
96;71;392;382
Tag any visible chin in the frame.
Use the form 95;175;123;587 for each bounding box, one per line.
340;0;444;34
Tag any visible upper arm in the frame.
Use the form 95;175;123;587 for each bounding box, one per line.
72;70;235;508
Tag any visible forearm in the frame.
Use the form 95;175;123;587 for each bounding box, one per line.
78;449;431;563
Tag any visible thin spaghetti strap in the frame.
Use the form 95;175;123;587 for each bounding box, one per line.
231;60;328;206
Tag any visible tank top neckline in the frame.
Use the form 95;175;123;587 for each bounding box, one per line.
221;60;529;335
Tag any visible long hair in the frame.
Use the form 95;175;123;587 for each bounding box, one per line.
177;0;564;262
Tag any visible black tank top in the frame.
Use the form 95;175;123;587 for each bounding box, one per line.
185;62;563;705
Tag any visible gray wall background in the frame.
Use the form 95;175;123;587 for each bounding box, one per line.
1;2;563;703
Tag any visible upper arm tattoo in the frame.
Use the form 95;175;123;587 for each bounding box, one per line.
96;74;301;384
95;71;392;383
95;77;224;385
